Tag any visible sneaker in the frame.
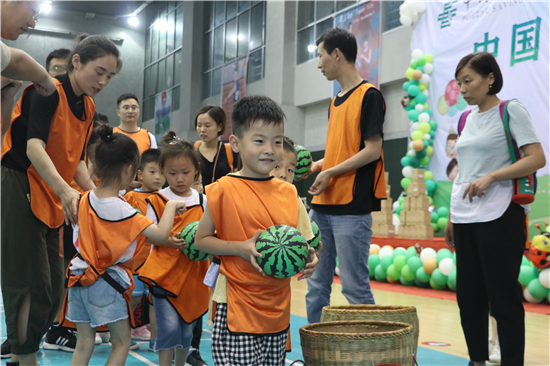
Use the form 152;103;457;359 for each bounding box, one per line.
130;340;140;350
148;338;156;352
98;332;110;344
43;326;76;352
131;325;151;341
186;350;208;366
95;333;102;345
489;342;501;363
1;340;11;359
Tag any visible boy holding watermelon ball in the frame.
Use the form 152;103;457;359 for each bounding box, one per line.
196;96;320;365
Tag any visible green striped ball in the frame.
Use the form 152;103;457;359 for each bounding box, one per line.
256;225;308;278
308;220;321;251
179;221;211;261
294;145;312;179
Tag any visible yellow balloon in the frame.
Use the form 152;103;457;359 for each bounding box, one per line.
438;95;449;115
370;246;380;255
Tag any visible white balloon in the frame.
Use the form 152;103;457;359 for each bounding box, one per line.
412;49;424;60
399;4;406;13
379;246;394;259
415;104;424;112
424;134;431;140
412;122;420;131
392;214;400;235
423;63;434;74
539;268;550;289
415;1;427;13
524;286;544;304
410;12;419;23
409;141;415;149
423;90;429;97
400;14;412;27
371;244;381;250
393;201;401;210
439;258;456;276
396;247;407;252
418;112;430;123
408;149;416;158
420;247;437;262
420;74;430;84
402;166;413;178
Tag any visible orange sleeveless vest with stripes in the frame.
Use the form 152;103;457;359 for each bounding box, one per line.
113;127;152;153
1;79;95;228
207;176;299;335
138;192;210;323
312;82;386;206
124;190;157;274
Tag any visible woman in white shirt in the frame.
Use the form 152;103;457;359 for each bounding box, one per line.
445;52;546;366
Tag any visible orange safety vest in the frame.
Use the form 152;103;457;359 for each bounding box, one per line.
138;192;210;323
194;140;234;173
207;175;299;335
124;190;157;274
312;82;386;206
113;127;153;153
59;191;154;329
1;79;95;228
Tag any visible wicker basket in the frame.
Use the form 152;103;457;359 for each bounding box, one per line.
321;305;419;355
299;320;414;366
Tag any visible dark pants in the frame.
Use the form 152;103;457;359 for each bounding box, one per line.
191;316;202;349
454;202;526;366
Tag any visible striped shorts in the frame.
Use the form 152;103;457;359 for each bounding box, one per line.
212;303;288;366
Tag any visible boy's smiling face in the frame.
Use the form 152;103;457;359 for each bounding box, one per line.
271;149;296;183
231;120;284;179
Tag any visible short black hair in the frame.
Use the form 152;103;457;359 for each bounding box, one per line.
455;52;503;95
45;48;70;70
231;95;285;138
117;93;140;107
316;28;357;63
139;148;161;171
283;136;297;158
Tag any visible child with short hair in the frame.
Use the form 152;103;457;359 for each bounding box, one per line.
271;136;297;183
195;95;320;365
124;148;165;347
65;125;186;366
138;131;210;366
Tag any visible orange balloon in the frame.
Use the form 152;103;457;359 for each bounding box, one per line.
370;246;380;255
413;140;425;152
423;257;438;275
387;276;400;284
382;245;394;250
413;70;423;80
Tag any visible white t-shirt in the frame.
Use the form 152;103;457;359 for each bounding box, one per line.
146;187;207;225
451;100;540;224
1;41;11;72
70;190;144;285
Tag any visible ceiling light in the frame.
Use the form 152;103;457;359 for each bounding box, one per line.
41;2;52;14
308;45;317;53
128;15;139;26
238;34;244;40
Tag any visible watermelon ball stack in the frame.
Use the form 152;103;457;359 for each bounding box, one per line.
308;220;322;251
179;221;211;261
256;224;309;278
294;145;312;180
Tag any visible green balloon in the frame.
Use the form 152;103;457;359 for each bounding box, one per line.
432;268;448;286
405;68;415;80
416;267;431;283
415;93;427;104
405;246;417;259
416;56;426;66
521;255;529;266
424;109;432;117
408;256;423;272
430;277;446;290
403;81;412;92
394;255;407;272
453;251;457;265
401;177;412;190
408;156;420;168
399;197;405;206
431;211;439;223
408;85;420;97
380;255;393;271
418;122;431;134
387;264;400;281
431;223;439;232
437;207;449;218
374;264;387;282
369;254;380;268
408;110;420;122
420;156;430;166
429;120;437;131
395;206;402;215
401;265;416;281
527;278;549;299
415;277;430;288
400;275;416;286
392;248;407;260
436;248;453;263
437;217;448;230
518;265;538;286
447;269;457;291
410;61;418;69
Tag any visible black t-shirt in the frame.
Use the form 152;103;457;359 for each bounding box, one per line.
2;73;88;172
312;81;385;215
200;141;238;187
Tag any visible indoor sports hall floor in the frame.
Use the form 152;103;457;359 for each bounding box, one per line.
1;279;548;366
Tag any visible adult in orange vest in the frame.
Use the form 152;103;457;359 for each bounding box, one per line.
1;34;122;366
304;28;387;324
114;93;157;153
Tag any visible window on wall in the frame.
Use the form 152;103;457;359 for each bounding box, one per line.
202;1;266;99
143;2;184;122
296;0;360;64
383;1;404;32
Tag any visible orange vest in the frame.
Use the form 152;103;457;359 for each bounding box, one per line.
194;140;234;173
207;176;299;335
61;191;154;328
113;127;152;153
312;83;386;206
124;190;157;274
138;192;210;323
1;79;95;228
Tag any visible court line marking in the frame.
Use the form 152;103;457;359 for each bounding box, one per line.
129;350;158;366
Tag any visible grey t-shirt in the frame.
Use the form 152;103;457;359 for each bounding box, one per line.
455;99;540;184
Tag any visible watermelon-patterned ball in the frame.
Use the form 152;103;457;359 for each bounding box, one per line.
294;145;312;180
179;221;211;261
308;220;321;251
256;225;308;278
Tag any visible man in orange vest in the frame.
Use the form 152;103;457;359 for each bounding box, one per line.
305;28;386;323
114;93;157;153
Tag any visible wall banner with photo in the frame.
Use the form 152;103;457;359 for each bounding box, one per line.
155;89;172;143
220;57;248;142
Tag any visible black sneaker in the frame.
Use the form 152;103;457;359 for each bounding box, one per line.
1;339;11;359
43;326;76;352
186;350;207;366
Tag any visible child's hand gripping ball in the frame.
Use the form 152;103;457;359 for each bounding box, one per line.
179;221;211;261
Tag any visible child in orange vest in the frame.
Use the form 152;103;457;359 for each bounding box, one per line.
66;125;186;366
196;96;320;365
138;131;210;366
124;148;165;347
270;136;298;183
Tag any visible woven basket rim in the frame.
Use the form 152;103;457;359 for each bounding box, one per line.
300;320;413;338
322;305;417;313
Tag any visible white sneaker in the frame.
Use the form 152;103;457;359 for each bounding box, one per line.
488;337;494;354
95;334;102;345
489;342;501;363
98;332;110;344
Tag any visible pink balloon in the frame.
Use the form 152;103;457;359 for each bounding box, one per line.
445;80;460;106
